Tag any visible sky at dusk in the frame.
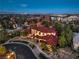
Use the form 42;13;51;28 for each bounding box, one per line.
0;0;79;14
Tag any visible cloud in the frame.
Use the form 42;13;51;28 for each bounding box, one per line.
21;4;27;7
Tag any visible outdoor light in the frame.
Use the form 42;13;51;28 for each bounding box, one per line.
7;55;10;59
11;52;14;55
6;52;15;59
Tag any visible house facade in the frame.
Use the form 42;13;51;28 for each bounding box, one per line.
30;26;58;45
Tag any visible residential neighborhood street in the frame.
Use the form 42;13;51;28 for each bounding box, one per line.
4;43;37;59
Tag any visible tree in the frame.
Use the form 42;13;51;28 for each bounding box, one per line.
0;23;3;30
42;21;52;27
0;45;6;55
9;31;21;38
0;30;9;43
40;42;48;51
20;30;26;36
54;22;63;35
70;22;76;32
64;24;73;46
58;31;67;48
1;16;10;29
0;23;9;43
51;45;57;52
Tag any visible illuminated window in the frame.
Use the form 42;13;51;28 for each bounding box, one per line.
40;32;43;36
44;33;47;36
47;33;51;35
52;33;56;36
35;33;37;36
36;31;40;35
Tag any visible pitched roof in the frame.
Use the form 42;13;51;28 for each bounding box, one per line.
32;26;56;33
31;26;58;45
37;35;58;45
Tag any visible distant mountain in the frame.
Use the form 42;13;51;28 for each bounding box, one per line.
0;11;79;15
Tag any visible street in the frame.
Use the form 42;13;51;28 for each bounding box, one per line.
4;43;37;59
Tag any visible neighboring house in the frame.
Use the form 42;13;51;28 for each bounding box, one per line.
68;16;79;21
36;22;43;27
73;33;79;50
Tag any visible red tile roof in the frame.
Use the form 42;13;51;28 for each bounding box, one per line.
31;26;58;45
38;35;57;45
31;26;56;33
